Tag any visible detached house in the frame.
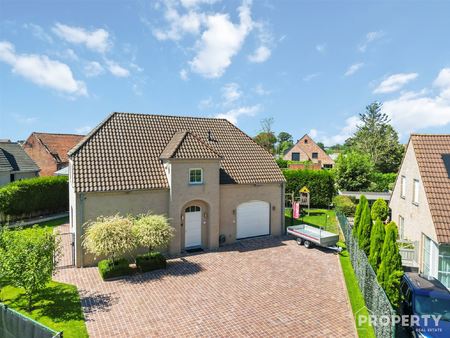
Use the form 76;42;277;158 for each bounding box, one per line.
23;132;85;176
0;140;39;186
69;113;286;267
390;134;450;289
283;134;334;168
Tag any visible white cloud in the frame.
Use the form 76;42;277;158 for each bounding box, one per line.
358;30;384;52
344;62;364;76
0;41;87;96
315;43;326;53
382;68;450;133
373;72;418;93
303;73;320;82
221;82;242;104
23;23;53;43
198;97;213;109
13;113;38;124
75;125;92;134
84;61;104;77
254;83;270;95
189;0;253;78
309;128;318;138
215;104;261;124
105;60;130;77
180;68;189;80
52;23;111;53
319;115;360;146
180;0;220;8
248;45;271;63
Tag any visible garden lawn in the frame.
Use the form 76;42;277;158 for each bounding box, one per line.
0;281;88;338
285;208;339;234
31;216;69;231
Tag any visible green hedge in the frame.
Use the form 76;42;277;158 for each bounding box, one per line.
276;159;288;168
0;176;69;218
333;195;356;217
370;172;397;192
98;258;132;280
283;169;335;207
136;252;167;273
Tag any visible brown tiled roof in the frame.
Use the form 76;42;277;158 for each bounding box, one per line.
411;134;450;243
160;131;221;160
32;133;85;164
69;112;285;192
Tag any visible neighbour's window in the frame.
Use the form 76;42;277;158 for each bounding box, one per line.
291;152;300;161
413;179;419;205
401;176;406;198
304;139;308;144
399;215;405;239
189;168;203;184
312;152;318;159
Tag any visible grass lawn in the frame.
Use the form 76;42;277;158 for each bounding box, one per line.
27;216;69;231
0;281;88;338
284;208;339;234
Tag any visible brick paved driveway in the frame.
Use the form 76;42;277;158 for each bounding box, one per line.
56;236;356;337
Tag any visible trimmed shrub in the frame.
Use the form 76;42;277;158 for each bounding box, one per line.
357;201;372;255
371;198;389;221
368;218;386;272
370;172;397;192
283;169;335;207
333;195;356;216
352;195;368;238
133;214;174;253
0;176;68;220
98;258;131;280
276;158;288;168
136;252;167;273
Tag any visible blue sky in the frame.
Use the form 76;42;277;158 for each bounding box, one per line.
1;0;450;145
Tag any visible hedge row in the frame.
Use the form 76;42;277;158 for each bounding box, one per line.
0;176;69;218
283;169;335;207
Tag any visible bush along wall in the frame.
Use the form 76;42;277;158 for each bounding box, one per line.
136;252;167;273
283;169;335;208
0;176;69;222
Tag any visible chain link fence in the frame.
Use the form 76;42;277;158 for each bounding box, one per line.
337;212;396;338
1;302;62;338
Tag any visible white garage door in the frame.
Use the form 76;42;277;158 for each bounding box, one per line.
236;201;270;239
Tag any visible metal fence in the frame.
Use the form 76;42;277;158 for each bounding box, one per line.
337;212;396;338
0;302;62;338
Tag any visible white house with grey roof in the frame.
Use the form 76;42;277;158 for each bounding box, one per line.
0;140;39;186
69;112;286;267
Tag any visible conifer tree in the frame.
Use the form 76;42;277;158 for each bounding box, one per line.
371;198;389;222
368;218;386;272
357;201;372;254
377;222;403;307
352;195;368;239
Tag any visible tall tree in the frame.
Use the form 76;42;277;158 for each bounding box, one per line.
345;102;404;173
316;142;325;151
377;222;403;307
276;131;294;155
254;118;277;154
368;218;386;272
371;198;389;222
357;201;372;254
335;152;374;191
352;195;368;238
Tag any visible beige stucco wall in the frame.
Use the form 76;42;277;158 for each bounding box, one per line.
390;141;437;271
219;183;284;244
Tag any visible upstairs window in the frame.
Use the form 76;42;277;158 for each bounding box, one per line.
312;152;318;159
291;152;300;161
189;168;203;184
413;179;420;205
399;215;405;239
401;176;406;198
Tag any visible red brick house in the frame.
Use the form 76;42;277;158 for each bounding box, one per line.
23;132;85;176
283;134;334;168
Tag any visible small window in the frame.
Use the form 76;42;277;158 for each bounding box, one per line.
189;168;203;184
400;176;406;199
291;152;300;161
399;215;405;239
304;139;308;144
312;152;318;159
413;179;419;205
185;206;201;212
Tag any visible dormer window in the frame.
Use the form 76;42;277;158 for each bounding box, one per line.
189;168;203;184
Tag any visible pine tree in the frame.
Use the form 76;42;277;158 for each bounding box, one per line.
368;219;386;272
352;195;368;239
357;202;372;254
377;222;403;307
371;198;389;222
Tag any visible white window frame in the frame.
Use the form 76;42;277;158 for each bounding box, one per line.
189;168;203;185
399;215;405;240
400;175;406;199
413;179;420;205
438;245;450;289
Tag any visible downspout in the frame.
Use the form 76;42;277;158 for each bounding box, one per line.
281;182;285;234
79;193;85;267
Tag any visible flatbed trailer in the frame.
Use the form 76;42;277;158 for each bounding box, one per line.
287;224;342;252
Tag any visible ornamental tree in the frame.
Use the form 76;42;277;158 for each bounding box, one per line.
371;198;389;222
368;219;386;272
352;195;368;239
133;214;174;253
0;226;60;311
83;214;136;262
357;201;372;254
377;222;403;307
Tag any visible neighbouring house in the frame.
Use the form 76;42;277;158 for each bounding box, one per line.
339;191;391;204
283;134;335;168
69;112;286;267
390;134;450;289
0;140;39;186
23;132;85;176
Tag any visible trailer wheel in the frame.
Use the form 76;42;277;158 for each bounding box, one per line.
304;240;312;249
296;238;304;245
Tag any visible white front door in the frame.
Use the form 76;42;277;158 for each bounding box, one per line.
236;201;270;239
185;206;202;248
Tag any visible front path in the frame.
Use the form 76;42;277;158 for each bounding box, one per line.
56;236;356;337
